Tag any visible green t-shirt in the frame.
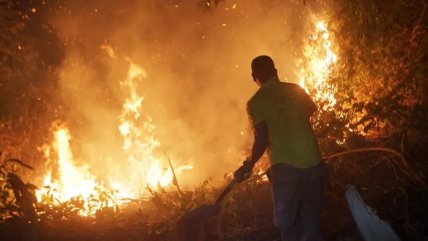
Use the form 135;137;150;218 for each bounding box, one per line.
247;78;322;168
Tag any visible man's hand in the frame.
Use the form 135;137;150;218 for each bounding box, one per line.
233;160;254;182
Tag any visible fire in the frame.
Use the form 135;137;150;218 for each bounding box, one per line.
298;19;337;110
35;19;336;215
36;57;192;216
48;128;96;201
36;127;115;216
118;58;192;192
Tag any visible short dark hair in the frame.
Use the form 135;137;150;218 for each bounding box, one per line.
251;55;277;83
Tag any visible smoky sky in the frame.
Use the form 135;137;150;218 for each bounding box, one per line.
31;0;316;186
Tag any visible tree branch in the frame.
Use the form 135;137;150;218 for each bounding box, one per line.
324;147;426;188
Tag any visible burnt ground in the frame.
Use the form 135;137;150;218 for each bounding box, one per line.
1;157;427;241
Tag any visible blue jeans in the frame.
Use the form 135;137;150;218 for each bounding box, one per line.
268;162;326;241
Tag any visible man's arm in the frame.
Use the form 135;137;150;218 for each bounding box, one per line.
233;121;269;182
233;100;268;182
246;121;269;167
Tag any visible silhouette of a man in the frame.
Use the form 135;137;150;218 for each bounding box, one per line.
234;55;326;241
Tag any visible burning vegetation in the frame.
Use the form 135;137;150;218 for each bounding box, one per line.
0;0;427;241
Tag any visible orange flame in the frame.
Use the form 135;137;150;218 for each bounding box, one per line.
298;20;337;110
37;56;192;216
118;58;192;193
37;127;105;216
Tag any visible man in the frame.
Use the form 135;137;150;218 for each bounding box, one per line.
234;55;326;241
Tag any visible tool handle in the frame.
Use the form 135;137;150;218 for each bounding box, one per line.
215;178;238;206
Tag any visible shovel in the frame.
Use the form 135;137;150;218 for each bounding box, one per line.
179;177;239;224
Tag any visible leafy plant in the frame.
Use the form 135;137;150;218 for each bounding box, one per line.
0;159;38;222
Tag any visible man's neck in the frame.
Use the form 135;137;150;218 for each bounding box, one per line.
260;76;279;86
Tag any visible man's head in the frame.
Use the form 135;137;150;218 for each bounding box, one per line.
251;55;277;85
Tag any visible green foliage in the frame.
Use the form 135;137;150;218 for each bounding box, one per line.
0;159;37;222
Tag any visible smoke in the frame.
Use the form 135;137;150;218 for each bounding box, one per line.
48;0;312;187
